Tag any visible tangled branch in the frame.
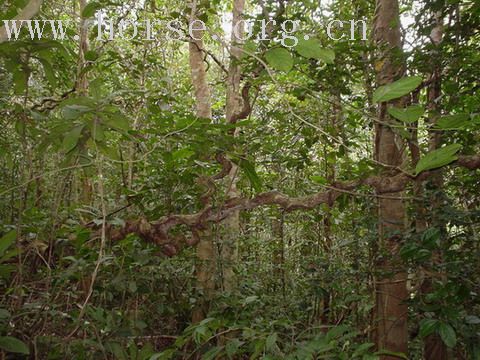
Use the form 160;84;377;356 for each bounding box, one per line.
101;155;480;256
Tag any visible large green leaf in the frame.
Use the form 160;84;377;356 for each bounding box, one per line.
82;1;102;18
438;323;457;348
388;105;424;123
295;38;335;63
0;230;16;257
13;69;27;94
0;336;30;354
373;76;422;103
415;144;462;175
38;57;57;88
62;105;92;120
102;111;130;132
265;48;293;72
62;124;85;153
419;318;439;337
436;114;470;129
239;159;262;192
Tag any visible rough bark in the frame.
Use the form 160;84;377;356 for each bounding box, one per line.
76;0;93;207
373;0;408;357
221;0;246;293
188;0;216;323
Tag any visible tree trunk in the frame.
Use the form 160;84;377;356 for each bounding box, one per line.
76;0;93;206
373;0;408;357
221;0;246;292
422;10;448;360
188;0;216;323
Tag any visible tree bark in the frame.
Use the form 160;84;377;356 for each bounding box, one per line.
188;0;216;323
421;10;448;360
76;0;93;207
373;0;408;357
220;0;246;293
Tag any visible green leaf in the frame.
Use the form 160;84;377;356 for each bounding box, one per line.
239;159;262;192
105;342;127;360
90;122;105;142
266;333;277;351
393;126;412;140
102;112;130;132
0;264;15;279
0;230;16;257
436;114;470;129
84;50;98;62
150;349;176;360
202;346;222;360
225;339;242;358
373;76;423;103
62;124;85;153
138;343;155;360
243;295;258;305
415;144;462;175
89;78;104;100
326;325;349;341
388;105;424;123
0;336;30;354
465;315;480;325
295;38;335;63
265;48;293;72
62;104;92;120
374;350;407;359
419;319;439;337
438;323;456;348
82;1;102;18
311;175;327;185
38;57;57;88
13;69;27;94
352;342;375;357
0;248;20;263
0;309;11;319
96;142;120;160
172;148;195;161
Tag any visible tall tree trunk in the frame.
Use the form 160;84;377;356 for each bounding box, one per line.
221;0;246;292
188;1;216;323
76;0;93;206
373;0;408;357
421;11;448;360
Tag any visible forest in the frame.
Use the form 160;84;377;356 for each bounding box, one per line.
0;0;479;359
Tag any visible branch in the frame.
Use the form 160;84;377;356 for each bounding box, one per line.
104;154;479;256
